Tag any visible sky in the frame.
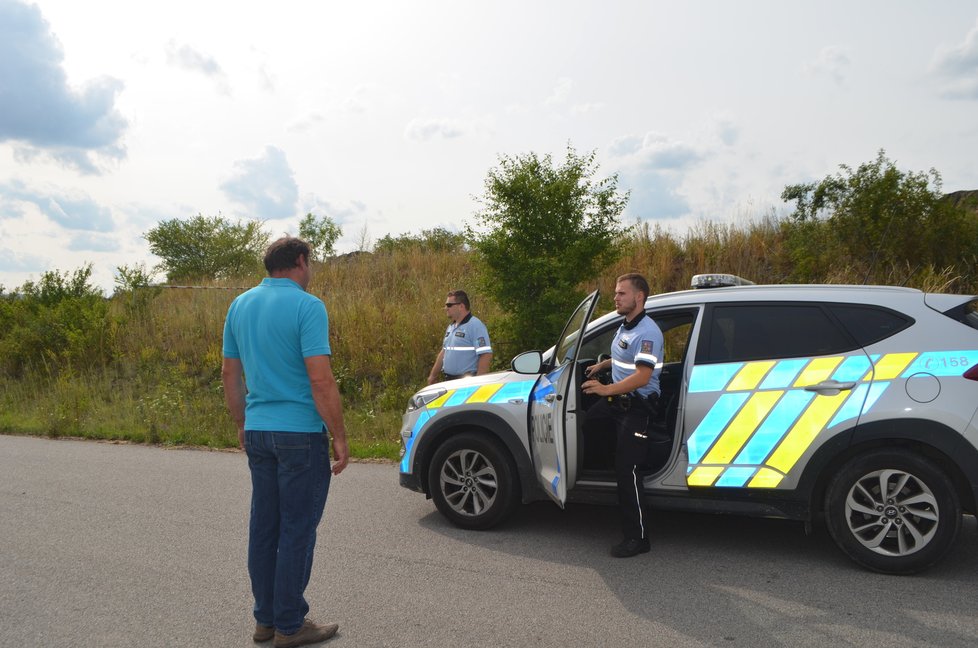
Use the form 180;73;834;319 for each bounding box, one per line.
2;0;978;293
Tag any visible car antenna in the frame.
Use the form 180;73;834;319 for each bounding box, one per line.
861;199;902;285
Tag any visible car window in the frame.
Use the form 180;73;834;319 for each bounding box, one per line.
828;304;913;347
658;312;695;363
579;310;696;364
699;304;856;363
942;298;978;332
964;299;978;331
551;293;596;369
579;327;614;361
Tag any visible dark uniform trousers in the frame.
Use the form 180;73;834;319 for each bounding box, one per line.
585;394;660;540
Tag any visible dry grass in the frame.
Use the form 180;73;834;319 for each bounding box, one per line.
3;220;976;458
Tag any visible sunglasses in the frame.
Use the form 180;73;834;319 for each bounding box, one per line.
445;302;461;307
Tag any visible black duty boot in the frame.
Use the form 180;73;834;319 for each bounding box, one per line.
610;537;650;558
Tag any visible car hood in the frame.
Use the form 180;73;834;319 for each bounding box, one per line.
424;370;533;392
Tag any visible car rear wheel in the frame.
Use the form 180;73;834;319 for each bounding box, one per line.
825;449;960;574
428;432;519;530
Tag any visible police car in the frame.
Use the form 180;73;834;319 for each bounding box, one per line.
398;275;978;573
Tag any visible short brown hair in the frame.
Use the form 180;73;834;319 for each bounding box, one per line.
264;237;311;274
447;289;470;310
616;273;650;300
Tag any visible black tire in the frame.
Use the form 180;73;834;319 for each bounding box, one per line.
824;449;960;574
427;432;520;530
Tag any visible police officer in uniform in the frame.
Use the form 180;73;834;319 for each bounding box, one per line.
582;273;663;558
427;290;493;384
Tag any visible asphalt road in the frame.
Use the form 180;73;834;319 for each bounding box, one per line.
3;435;978;647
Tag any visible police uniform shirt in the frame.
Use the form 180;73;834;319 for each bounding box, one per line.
442;313;492;376
611;311;663;398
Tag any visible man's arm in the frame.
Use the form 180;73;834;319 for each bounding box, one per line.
476;352;492;375
582;364;653;397
221;357;247;448
427;349;445;384
305;354;350;475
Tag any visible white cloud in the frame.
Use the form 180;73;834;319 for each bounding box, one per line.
571;102;605;115
804;45;852;86
1;180;114;231
708;114;739;147
165;40;231;95
0;0;127;174
609;132;709;220
68;232;120;252
0;245;44;273
220;146;299;219
545;77;573;105
405;118;466;141
932;19;978;99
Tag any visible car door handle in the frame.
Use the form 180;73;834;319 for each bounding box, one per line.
804;380;857;396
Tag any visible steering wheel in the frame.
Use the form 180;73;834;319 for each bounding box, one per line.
594;353;613;385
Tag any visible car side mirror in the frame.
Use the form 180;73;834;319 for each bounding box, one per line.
511;350;543;374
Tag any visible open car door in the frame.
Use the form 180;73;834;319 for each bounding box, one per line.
529;290;601;507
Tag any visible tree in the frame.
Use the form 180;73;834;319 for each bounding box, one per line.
374;227;466;254
469;146;628;354
298;213;342;260
781;150;978;285
145;214;269;282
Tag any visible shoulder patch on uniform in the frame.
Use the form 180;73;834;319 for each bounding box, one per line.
478;337;486;346
641;340;653;354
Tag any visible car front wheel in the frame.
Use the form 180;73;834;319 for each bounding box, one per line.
825;449;961;574
428;432;519;530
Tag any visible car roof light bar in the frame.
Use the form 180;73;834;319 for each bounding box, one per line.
691;273;755;289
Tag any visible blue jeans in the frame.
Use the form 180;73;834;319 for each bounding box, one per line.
245;430;331;634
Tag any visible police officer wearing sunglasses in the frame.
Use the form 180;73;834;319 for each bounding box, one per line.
582;273;663;558
427;290;493;384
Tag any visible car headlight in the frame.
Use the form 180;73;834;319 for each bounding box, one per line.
407;389;446;412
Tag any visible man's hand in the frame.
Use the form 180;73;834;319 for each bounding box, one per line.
584;358;611;379
582;379;610;397
237;427;245;449
331;435;350;475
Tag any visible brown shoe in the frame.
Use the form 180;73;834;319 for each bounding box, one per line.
273;619;339;647
253;623;274;642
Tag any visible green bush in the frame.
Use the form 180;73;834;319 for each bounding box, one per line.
374;227;467;254
0;265;112;377
781;150;978;287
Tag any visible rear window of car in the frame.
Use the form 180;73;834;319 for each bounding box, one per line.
699;303;856;363
942;298;978;332
828;304;913;347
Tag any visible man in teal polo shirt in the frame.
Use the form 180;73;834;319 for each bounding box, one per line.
222;236;349;647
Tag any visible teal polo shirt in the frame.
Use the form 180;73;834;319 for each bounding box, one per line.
222;278;331;432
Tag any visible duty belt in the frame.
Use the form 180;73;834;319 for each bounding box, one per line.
607;392;657;410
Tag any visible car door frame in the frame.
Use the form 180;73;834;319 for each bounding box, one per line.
528;290;601;507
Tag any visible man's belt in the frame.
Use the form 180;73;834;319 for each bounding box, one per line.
606;391;658;410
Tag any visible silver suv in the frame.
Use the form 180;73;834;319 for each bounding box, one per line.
398;276;978;573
